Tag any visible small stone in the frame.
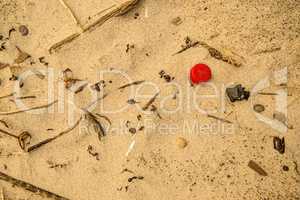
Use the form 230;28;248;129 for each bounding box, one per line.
171;17;183;25
283;165;289;171
19;25;29;36
129;128;136;134
176;137;188;149
253;104;265;113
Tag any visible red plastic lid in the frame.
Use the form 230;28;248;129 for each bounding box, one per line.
190;63;212;84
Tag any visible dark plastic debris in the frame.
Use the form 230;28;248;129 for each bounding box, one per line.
226;84;250;102
273;137;285;154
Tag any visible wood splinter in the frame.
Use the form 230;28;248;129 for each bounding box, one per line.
0;171;70;200
27;117;82;152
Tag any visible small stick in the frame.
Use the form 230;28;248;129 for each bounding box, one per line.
0;171;71;200
83;0;139;32
58;0;82;29
0;100;57;116
253;47;281;55
0;120;9;128
118;80;145;90
172;41;199;56
0;93;15;100
0;128;18;139
257;92;278;95
95;113;112;125
27;117;82;152
207;114;233;124
11;95;37;100
142;92;159;110
49;33;80;54
248;160;268;176
84;93;108;110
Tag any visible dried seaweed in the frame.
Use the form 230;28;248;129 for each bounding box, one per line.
0;100;57;116
142;93;159;110
198;41;242;67
82;110;105;141
207;114;233;124
27;117;82;152
118;80;145;90
172;38;199;56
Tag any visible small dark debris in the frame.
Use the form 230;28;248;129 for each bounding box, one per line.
159;70;174;82
253;104;265;113
137;114;142;121
134;12;139;19
171;17;183;25
283;165;289;171
91;81;105;92
138;126;144;131
8;28;16;37
19;25;29;36
9;75;18;81
248;160;268;176
129;127;137;134
128;176;144;182
126;44;134;53
273;137;285;154
226;84;250;102
0;35;3;40
87;145;100;160
127;99;138;104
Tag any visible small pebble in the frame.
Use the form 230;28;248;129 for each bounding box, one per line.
19;25;29;36
171;17;183;25
129;128;136;134
283;165;289;171
176;137;188;149
253;104;265;113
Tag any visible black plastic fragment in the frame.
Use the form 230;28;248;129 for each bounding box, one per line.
273;137;285;154
226;84;250;102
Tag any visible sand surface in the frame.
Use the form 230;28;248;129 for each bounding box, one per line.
0;0;300;199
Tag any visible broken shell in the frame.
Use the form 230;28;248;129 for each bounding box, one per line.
176;137;188;148
253;104;265;113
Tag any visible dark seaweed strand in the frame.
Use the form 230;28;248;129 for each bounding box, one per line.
27;117;82;152
118;80;145;90
0;171;71;200
142;92;159;110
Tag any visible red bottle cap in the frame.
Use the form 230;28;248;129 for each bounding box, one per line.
190;63;212;84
